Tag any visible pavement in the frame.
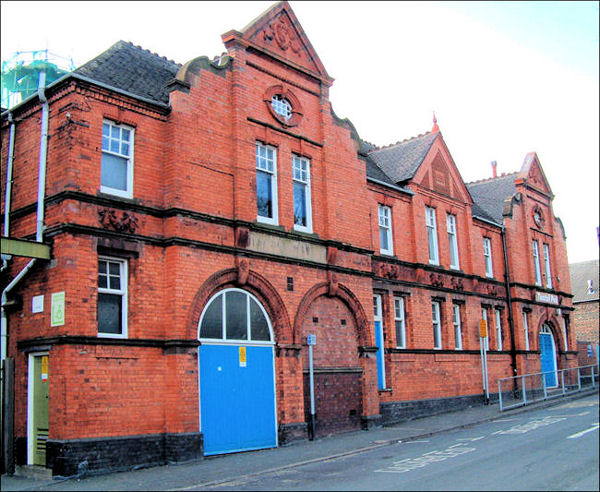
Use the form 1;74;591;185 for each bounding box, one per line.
3;388;598;491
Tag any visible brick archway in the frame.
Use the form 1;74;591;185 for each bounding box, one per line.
292;282;370;346
187;268;292;342
535;312;564;353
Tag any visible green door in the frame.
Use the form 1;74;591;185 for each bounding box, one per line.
32;355;49;466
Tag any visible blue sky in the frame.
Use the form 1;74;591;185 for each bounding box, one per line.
1;1;598;262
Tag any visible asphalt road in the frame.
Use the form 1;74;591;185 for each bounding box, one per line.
207;395;599;491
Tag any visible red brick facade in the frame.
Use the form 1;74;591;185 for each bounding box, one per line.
0;1;576;475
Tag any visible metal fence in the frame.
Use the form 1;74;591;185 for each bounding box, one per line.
498;364;599;412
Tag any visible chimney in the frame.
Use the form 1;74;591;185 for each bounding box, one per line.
491;160;498;178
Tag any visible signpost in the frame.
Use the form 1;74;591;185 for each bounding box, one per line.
307;334;316;440
479;319;489;403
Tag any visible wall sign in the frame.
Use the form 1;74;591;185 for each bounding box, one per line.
51;291;65;327
32;295;44;313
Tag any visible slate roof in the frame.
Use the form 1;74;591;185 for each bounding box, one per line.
569;260;600;303
466;173;518;225
75;40;180;105
367;132;439;184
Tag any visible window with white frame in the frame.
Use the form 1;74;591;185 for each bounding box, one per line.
447;214;459;269
101;121;134;198
292;155;312;233
271;95;292;122
98;257;128;337
481;307;489;350
256;142;278;224
495;308;503;351
378;205;393;255
199;289;273;342
483;237;493;278
426;207;439;265
543;243;552;288
452;304;462;350
523;310;530;351
432;301;442;349
532;240;542;286
394;296;406;348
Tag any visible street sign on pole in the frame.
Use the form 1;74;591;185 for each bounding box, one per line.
308;334;316;440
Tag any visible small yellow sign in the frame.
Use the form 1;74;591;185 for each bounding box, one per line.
41;355;49;382
239;346;247;367
479;319;488;338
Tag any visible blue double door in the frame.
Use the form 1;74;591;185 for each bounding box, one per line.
199;344;277;455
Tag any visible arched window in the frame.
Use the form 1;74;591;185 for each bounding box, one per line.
199;289;273;343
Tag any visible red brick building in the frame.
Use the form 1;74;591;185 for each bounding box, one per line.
569;259;599;366
1;1;576;476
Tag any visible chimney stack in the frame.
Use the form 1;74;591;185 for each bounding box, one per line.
491;160;498;178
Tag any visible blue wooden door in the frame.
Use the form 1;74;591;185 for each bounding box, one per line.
539;332;557;387
200;344;277;455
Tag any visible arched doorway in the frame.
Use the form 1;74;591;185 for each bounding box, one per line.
198;288;277;455
539;324;558;388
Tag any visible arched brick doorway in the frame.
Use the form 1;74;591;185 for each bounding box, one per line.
299;294;364;437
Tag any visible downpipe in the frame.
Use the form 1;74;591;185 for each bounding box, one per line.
501;226;519;394
1;72;49;367
1;112;16;273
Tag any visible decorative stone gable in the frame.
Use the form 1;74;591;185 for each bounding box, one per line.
431;151;451;196
238;1;331;83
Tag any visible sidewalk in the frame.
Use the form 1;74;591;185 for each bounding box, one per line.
3;388;598;491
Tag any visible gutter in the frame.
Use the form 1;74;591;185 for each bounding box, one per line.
366;177;415;195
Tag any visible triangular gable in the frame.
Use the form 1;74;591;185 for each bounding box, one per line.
516;152;553;197
222;1;332;84
412;133;474;205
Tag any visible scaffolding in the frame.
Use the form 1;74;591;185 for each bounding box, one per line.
1;50;75;109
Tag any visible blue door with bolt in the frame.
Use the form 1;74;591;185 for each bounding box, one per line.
539;326;557;387
200;344;277;455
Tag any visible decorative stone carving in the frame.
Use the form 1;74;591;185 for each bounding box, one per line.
327;271;339;298
98;209;138;233
263;15;302;55
235;257;250;286
430;272;445;288
450;277;464;291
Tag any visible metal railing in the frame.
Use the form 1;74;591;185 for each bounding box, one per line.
498;364;599;412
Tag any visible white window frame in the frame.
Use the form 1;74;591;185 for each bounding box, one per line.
432;301;442;349
271;95;292;121
523;311;530;351
292;155;312;233
101;120;134;198
97;256;128;338
447;214;459;269
532;240;542;286
483;237;493;278
198;288;274;345
495;308;503;351
543;243;552;288
452;304;462;350
426;207;439;265
378;205;393;255
256;142;278;225
394;296;406;349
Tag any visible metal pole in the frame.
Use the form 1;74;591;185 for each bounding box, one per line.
522;375;527;405
484;338;489;403
561;370;565;396
480;337;486;399
577;367;581;390
542;371;547;399
498;379;503;412
308;342;316;441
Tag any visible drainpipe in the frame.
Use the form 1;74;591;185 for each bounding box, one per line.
501;226;518;379
1;72;48;365
1;112;16;273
